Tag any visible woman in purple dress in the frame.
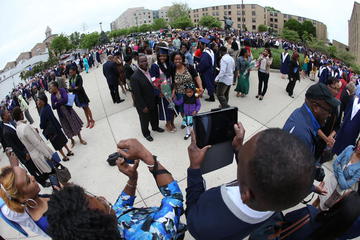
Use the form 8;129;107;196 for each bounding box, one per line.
49;81;87;148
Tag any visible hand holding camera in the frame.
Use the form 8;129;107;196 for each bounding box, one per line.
117;139;154;165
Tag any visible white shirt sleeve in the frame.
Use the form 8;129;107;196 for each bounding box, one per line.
1;205;49;237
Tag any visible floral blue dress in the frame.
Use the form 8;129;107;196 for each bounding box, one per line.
113;181;186;240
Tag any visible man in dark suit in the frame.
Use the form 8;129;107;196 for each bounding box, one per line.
130;54;164;141
103;55;124;104
1;109;48;186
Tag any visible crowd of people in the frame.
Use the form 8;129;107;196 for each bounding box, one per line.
0;28;360;240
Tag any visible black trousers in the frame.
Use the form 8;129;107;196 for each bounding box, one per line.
216;82;230;108
286;77;297;96
137;108;159;137
258;71;269;96
108;84;121;103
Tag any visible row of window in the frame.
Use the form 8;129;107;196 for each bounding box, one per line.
269;18;278;22
194;4;257;12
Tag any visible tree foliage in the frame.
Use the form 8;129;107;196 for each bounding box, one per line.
302;20;316;37
281;28;300;42
139;24;152;33
69;32;81;47
170;15;193;29
167;3;190;23
258;24;268;32
265;6;280;12
80;32;100;49
199;16;221;28
50;35;72;56
284;19;303;36
99;31;110;45
152;18;168;30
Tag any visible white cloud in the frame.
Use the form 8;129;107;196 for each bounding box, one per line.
0;0;354;69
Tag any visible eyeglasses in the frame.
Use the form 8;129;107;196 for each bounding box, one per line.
86;191;113;214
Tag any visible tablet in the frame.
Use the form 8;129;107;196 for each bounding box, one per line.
193;107;238;174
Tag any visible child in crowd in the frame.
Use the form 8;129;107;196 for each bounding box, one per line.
174;83;201;140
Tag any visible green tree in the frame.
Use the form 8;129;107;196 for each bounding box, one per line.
284;19;303;36
139;24;152;33
50;34;72;56
167;3;191;23
281;28;300;42
80;32;100;49
302;20;316;37
264;6;280;12
99;31;110;45
170;15;193;29
69;32;81;47
198;16;221;28
258;24;268;32
152;18;168;30
128;26;139;34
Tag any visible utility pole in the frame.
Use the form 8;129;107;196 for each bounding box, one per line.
99;22;103;32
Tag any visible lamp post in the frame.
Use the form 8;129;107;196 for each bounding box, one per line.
241;0;244;33
99;22;103;32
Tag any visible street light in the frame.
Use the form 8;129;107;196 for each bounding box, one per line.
99;22;103;32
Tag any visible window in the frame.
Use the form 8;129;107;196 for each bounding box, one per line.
298;17;302;21
224;11;227;15
270;18;273;22
270;12;273;16
212;6;215;10
237;17;241;21
242;4;245;9
237;4;241;9
148;16;151;18
242;11;245;15
274;13;278;16
270;23;273;27
243;18;246;22
237;11;241;15
284;20;287;23
284;14;287;18
252;18;256;23
224;5;227;9
252;25;256;30
274;24;278;28
252;4;256;9
252;11;256;16
228;11;231;15
274;18;278;22
238;24;241;28
216;6;219;10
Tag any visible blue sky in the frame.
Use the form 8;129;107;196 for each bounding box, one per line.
0;0;355;69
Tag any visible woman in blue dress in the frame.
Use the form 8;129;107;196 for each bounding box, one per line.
280;48;290;79
83;55;90;73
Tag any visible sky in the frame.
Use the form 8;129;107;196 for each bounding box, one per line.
0;0;356;70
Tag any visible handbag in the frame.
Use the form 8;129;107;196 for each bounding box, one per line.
54;163;71;184
66;93;75;107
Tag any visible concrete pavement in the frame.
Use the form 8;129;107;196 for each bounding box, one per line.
0;66;353;240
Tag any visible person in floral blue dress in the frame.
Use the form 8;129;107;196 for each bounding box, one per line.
46;138;186;240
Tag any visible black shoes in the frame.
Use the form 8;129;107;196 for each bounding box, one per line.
205;96;215;102
145;135;154;142
117;99;125;104
184;134;190;140
153;127;165;133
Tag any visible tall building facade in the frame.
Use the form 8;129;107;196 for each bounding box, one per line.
349;2;360;65
110;7;170;30
190;4;327;41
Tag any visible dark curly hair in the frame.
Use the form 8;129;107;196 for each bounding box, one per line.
46;185;121;240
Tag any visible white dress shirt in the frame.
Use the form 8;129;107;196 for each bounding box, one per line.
215;54;235;86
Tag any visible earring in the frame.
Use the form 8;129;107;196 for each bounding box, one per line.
25;199;38;209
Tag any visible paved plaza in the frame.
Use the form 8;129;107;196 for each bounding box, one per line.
0;66;348;239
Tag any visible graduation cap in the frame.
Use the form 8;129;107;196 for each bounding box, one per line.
158;47;170;55
199;38;211;45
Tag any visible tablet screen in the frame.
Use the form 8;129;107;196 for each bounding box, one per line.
194;107;238;148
